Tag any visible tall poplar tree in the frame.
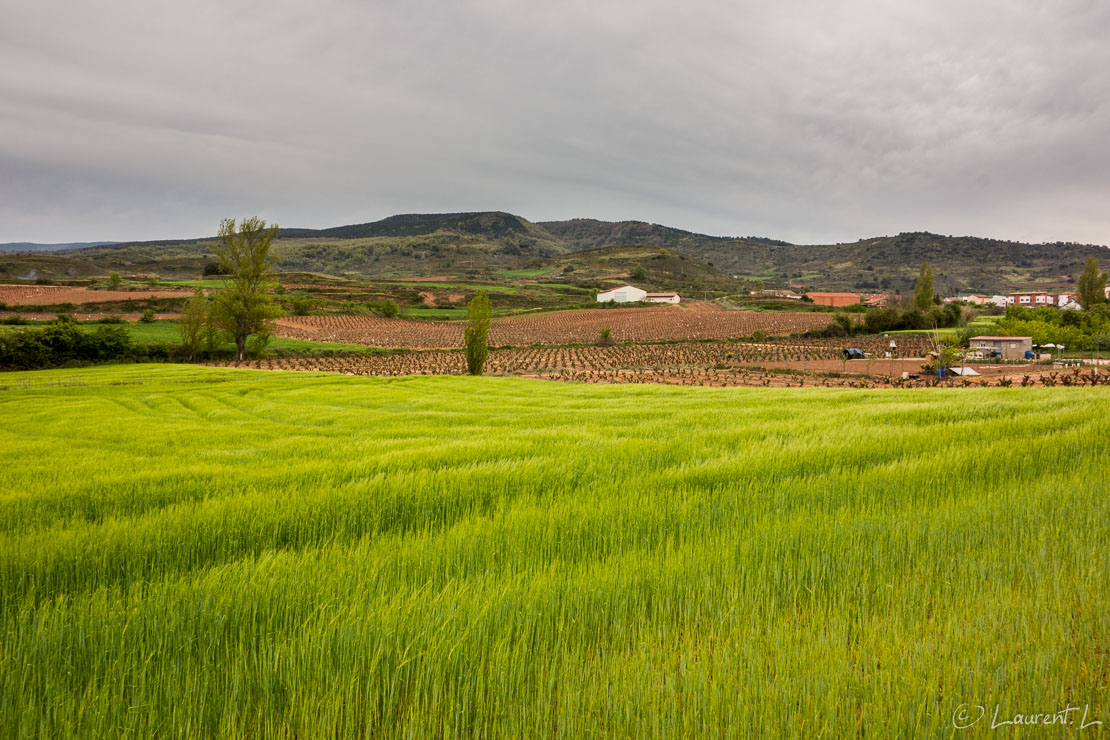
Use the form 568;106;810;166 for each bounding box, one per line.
913;260;934;311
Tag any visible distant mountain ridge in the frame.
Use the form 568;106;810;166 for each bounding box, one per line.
0;241;117;252
5;212;1107;293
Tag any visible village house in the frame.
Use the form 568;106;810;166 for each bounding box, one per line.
645;292;681;304
755;289;803;300
969;336;1033;360
1007;291;1054;306
1006;291;1077;307
596;285;647;303
943;294;992;306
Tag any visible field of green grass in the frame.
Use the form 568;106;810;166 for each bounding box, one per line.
1;366;1107;737
121;320;368;353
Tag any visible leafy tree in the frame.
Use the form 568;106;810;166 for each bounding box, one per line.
370;299;399;318
630;264;647;281
913;260;934;311
139;308;157;323
208;217;283;361
107;272;122;289
178;288;207;361
203;311;222;359
597;327;614;346
1076;257;1107;310
464;290;491;375
290;291;311;316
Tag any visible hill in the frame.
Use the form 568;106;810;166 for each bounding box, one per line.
0;241;117;252
687;231;1110;295
539;219;1108;294
2;212;1107;294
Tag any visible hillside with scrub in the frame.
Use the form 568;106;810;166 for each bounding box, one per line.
3;211;1107;295
1;365;1108;737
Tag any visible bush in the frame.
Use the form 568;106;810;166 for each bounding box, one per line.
97;315;126;324
290;292;311;316
369;299;400;318
140;309;157;323
0;321;135;370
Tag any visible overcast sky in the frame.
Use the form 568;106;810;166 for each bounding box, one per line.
2;0;1109;245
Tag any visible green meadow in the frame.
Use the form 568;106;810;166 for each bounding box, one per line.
1;365;1107;737
120;320;369;353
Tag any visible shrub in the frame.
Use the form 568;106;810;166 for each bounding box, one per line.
464;291;491;375
291;292;311;316
369;299;400;318
140;309;157;323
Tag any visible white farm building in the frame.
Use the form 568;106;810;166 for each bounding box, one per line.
596;286;682;304
596;285;647;303
645;292;681;304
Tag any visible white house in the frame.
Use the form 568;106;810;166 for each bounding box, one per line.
596;285;647;303
990;295;1009;307
645;292;681;304
1058;296;1081;309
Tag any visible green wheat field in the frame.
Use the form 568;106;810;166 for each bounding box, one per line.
1;365;1108;737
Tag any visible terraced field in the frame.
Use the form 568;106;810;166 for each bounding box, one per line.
2;365;1107;737
275;303;833;348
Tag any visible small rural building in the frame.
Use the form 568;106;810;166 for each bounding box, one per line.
1007;291;1081;308
990;295;1009;307
970;336;1033;360
645;292;681;304
1007;292;1048;306
808;292;862;307
862;294;890;307
756;289;803;300
596;285;647;303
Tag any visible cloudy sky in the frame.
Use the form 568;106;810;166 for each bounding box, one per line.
2;0;1109;245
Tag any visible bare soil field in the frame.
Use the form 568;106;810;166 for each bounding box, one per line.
0;284;193;306
274;303;834;348
212;338;1107;389
4;312;181;321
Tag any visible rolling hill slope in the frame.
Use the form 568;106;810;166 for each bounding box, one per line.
2;212;1106;294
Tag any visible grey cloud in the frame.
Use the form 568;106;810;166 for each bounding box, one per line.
1;0;1108;244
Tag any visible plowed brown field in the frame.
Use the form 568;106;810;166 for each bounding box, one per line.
275;304;834;348
217;344;1104;389
0;284;193;306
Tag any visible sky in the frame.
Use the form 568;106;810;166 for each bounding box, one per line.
2;0;1109;245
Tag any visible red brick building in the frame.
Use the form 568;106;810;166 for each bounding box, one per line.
807;292;862;307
